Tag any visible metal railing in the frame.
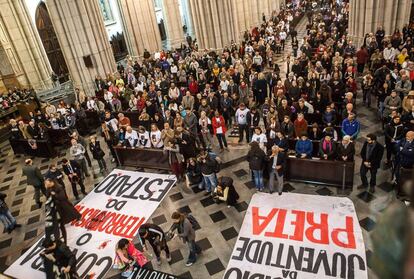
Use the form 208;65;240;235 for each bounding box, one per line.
36;80;75;104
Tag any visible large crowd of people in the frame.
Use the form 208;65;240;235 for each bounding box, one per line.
1;0;414;277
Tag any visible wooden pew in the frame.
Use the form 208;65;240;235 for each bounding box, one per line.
114;146;171;170
9;139;56;158
285;157;354;188
48;128;71;146
288;139;321;158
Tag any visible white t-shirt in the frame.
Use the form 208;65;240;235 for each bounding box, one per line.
235;108;250;125
150;130;163;148
138;131;151;148
170;65;178;74
251;133;267;144
125;130;138;147
106;118;119;132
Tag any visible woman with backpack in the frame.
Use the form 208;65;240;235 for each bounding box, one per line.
247;141;266;191
170;211;202;266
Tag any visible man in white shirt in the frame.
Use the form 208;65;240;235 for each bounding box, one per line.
125;126;138;147
104;111;119;132
235;103;250;143
279;30;287;50
168;83;180;101
383;44;397;63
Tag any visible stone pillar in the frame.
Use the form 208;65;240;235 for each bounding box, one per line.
117;0;162;56
348;0;411;47
0;0;53;90
162;0;185;49
46;0;116;95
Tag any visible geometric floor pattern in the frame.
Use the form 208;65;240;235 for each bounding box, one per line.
0;18;396;279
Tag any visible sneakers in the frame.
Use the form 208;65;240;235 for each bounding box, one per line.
166;255;172;263
185;261;194;267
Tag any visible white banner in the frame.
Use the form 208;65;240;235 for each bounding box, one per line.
224;193;368;279
5;169;176;279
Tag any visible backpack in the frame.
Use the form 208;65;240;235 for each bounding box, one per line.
213;158;221;173
186;214;199;229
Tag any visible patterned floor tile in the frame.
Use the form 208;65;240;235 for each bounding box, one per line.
205;258;225;276
221;227;238;241
359;217;377;232
209;211;226;223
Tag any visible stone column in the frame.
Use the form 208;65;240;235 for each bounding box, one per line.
46;0;116;96
348;0;411;47
117;0;162;56
162;0;185;49
0;0;53;90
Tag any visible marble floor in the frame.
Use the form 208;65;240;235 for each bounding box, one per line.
0;18;400;279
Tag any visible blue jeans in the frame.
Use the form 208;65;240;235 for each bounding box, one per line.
202;173;217;193
187;240;201;263
0;210;16;230
252;170;264;190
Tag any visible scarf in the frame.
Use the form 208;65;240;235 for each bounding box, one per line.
323;140;332;151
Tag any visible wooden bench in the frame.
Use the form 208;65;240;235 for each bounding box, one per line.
285;157;354;188
114;146;171;170
9;139;56;158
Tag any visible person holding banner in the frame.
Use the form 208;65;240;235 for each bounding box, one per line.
44;178;81;244
114;238;149;277
171;211;202;266
138;223;172;264
41;238;79;279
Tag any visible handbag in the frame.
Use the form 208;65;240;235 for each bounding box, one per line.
112;253;126;270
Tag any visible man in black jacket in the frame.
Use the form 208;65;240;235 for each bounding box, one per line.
61;158;86;200
384;115;404;164
22;159;47;207
268;145;285;195
41;238;78;279
359;134;384;193
138;223;171;264
246;107;260;141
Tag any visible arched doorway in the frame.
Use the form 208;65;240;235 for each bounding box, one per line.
35;2;69;83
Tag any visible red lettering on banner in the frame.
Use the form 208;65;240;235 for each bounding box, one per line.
68;206;145;240
251;207;356;249
252;207;278;235
305;212;329;245
265;209;288;239
290;210;305;241
331;216;356;249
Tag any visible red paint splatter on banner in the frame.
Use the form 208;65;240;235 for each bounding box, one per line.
108;197;113;202
98;240;111;249
88;273;96;279
117;172;123;176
